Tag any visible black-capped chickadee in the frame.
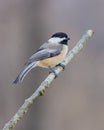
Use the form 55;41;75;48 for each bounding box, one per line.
13;32;70;84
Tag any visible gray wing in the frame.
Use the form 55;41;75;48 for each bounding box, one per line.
26;45;62;65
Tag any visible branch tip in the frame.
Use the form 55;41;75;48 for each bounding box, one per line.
87;30;94;37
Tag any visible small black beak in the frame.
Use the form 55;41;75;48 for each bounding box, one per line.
66;37;70;40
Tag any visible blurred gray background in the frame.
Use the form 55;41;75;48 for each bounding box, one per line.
0;0;104;130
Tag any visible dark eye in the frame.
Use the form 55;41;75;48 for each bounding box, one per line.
60;39;68;45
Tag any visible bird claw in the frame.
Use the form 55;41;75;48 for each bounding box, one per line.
56;63;65;70
49;67;58;79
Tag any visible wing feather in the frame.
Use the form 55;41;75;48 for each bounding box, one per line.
26;45;62;65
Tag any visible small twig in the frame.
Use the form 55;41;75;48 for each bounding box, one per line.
2;30;94;130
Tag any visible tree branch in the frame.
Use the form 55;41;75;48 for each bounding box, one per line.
3;30;94;130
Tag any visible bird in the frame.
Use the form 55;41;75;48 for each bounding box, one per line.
13;32;70;84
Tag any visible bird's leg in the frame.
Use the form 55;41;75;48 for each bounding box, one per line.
56;63;65;70
48;66;58;78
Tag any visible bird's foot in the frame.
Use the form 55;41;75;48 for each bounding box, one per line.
49;67;58;79
56;63;65;70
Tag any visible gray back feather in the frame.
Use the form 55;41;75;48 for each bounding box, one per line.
26;43;62;65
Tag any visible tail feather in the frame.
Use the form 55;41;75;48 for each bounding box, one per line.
13;62;37;84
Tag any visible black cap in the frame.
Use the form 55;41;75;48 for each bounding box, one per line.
51;32;69;39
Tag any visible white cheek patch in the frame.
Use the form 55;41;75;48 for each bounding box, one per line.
48;37;66;43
